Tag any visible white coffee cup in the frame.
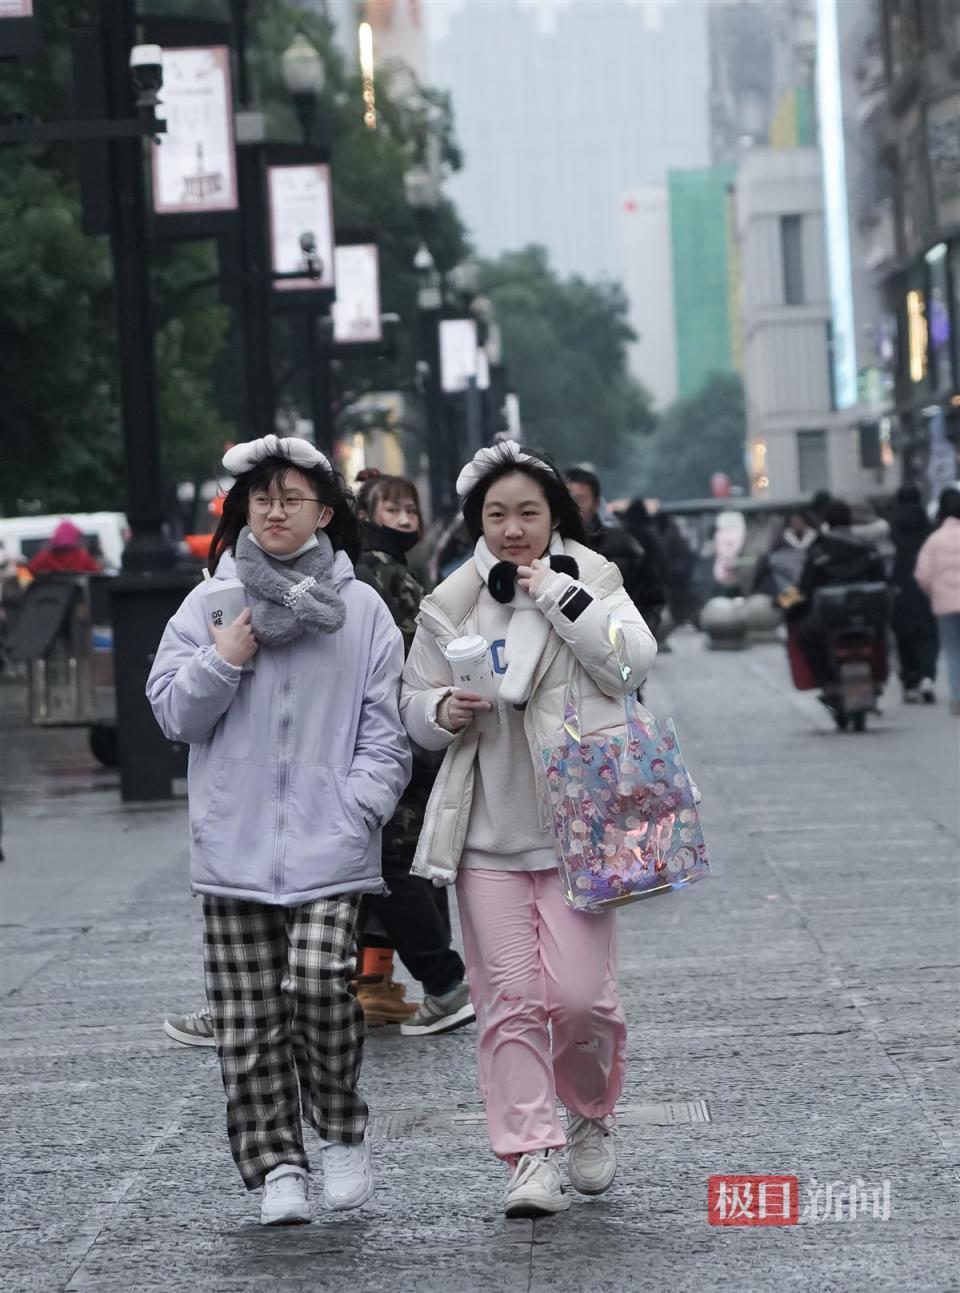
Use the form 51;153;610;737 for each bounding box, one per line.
200;577;253;672
444;634;497;702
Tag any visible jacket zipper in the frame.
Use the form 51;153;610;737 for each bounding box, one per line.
272;645;292;896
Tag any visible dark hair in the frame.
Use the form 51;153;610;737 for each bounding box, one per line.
208;455;360;572
938;486;960;523
823;499;852;529
461;448;586;545
810;489;833;519
355;471;422;523
563;467;601;501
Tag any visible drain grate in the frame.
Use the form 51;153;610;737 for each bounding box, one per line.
368;1099;710;1140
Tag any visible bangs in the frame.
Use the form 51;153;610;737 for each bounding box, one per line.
361;475;422;516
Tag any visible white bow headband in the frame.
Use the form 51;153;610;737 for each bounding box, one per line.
455;440;541;499
222;435;332;478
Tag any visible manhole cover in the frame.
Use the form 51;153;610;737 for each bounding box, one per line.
368;1099;710;1139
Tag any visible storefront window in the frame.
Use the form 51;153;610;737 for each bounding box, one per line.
927;244;953;395
950;241;960;395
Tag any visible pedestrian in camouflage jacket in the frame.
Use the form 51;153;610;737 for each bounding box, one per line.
355;517;441;862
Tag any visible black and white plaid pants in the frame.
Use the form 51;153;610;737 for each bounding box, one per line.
202;894;367;1190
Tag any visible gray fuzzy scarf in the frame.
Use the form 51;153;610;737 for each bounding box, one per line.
234;526;346;646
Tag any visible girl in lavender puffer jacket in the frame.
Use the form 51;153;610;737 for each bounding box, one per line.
146;437;410;1225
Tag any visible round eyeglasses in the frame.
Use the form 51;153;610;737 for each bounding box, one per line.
249;494;321;516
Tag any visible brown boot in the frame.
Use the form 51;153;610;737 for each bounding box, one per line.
356;974;419;1026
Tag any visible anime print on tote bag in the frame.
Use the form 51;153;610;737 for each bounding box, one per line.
540;623;710;913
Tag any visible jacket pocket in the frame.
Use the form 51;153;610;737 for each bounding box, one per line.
286;764;371;871
190;758;228;846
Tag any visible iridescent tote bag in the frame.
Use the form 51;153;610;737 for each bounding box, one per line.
540;630;710;912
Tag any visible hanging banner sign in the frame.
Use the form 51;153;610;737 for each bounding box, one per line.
332;244;382;344
440;318;490;392
268;163;336;292
0;0;35;56
152;46;237;214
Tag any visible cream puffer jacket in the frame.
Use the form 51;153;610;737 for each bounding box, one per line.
400;539;658;884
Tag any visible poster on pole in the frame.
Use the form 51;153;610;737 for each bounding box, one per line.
0;0;36;56
440;318;489;392
332;244;382;344
268;164;336;293
152;46;237;215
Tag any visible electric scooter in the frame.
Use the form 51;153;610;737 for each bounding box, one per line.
787;583;890;732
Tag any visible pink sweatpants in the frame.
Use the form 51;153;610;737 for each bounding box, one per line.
456;867;626;1162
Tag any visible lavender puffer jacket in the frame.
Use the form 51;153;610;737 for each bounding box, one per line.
146;551;411;905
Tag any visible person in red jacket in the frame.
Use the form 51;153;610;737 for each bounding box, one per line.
28;521;102;575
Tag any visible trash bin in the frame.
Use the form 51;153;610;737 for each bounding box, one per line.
109;572;199;802
7;576;96;725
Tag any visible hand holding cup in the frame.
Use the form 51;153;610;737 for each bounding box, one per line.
213;607;259;668
441;690;491;732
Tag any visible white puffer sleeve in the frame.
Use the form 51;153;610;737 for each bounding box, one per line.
401;622;460;751
534;568;657;698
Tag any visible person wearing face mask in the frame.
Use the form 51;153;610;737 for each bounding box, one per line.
351;471;475;1037
146;437;410;1227
401;442;657;1220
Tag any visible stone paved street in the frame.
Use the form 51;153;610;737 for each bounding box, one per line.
1;629;958;1292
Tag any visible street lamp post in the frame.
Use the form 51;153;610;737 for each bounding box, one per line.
405;162;450;516
282;32;325;145
281;33;333;455
413;242;449;518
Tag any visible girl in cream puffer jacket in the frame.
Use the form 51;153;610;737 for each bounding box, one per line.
400;443;657;1220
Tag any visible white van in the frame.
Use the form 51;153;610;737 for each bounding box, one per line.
0;512;128;571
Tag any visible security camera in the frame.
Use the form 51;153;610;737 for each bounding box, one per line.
129;45;164;109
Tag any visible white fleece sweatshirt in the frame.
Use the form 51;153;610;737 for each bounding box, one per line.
459;588;558;872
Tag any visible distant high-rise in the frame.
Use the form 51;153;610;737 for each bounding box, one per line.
423;0;712;409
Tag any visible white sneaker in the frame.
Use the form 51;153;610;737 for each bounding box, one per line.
320;1136;374;1211
566;1114;618;1195
921;678;937;704
502;1152;571;1219
260;1164;310;1226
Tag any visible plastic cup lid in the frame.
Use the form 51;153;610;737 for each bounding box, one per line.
444;634;489;661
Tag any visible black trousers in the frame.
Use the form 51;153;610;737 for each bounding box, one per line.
362;851;464;998
894;622;939;690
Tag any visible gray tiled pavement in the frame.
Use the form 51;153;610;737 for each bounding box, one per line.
1;629;957;1291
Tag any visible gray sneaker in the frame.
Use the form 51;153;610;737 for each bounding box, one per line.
163;1006;215;1048
400;980;475;1036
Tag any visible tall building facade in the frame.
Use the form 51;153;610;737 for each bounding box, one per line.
862;0;960;494
423;0;712;410
737;146;889;501
669;165;737;398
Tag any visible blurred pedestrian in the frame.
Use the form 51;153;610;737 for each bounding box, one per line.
147;436;410;1226
402;442;657;1219
652;511;698;626
564;468;665;633
353;470;475;1036
751;511;816;600
889;485;938;704
28;520;102;575
914;487;960;717
792;499;887;686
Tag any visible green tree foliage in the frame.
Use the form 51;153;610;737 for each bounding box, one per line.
0;157;119;513
0;0;470;514
476;246;655;471
623;372;748;502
